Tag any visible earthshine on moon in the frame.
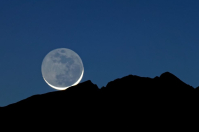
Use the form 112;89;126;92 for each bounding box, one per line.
41;48;84;90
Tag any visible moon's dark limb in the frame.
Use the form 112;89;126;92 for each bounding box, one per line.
41;48;84;90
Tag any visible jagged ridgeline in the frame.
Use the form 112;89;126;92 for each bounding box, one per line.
1;72;198;128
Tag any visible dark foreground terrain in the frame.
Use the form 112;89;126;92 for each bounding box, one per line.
1;72;199;129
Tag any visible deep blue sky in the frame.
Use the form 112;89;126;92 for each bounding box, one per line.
1;0;199;106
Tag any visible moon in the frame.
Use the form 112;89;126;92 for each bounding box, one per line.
41;48;84;90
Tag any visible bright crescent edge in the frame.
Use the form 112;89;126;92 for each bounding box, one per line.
43;69;84;90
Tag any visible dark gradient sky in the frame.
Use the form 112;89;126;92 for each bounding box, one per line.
1;0;199;106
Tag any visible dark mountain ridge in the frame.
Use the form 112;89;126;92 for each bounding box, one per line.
2;72;198;108
1;71;199;128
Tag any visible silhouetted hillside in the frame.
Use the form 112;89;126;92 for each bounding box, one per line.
1;72;199;129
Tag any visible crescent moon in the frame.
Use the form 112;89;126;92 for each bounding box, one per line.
41;48;84;90
43;69;84;90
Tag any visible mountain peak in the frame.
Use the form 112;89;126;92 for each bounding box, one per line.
159;71;184;83
159;71;194;93
160;71;178;78
66;79;99;93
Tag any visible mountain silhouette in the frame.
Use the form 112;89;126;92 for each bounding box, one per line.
1;71;199;129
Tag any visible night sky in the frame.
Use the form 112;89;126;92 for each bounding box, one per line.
1;0;199;106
